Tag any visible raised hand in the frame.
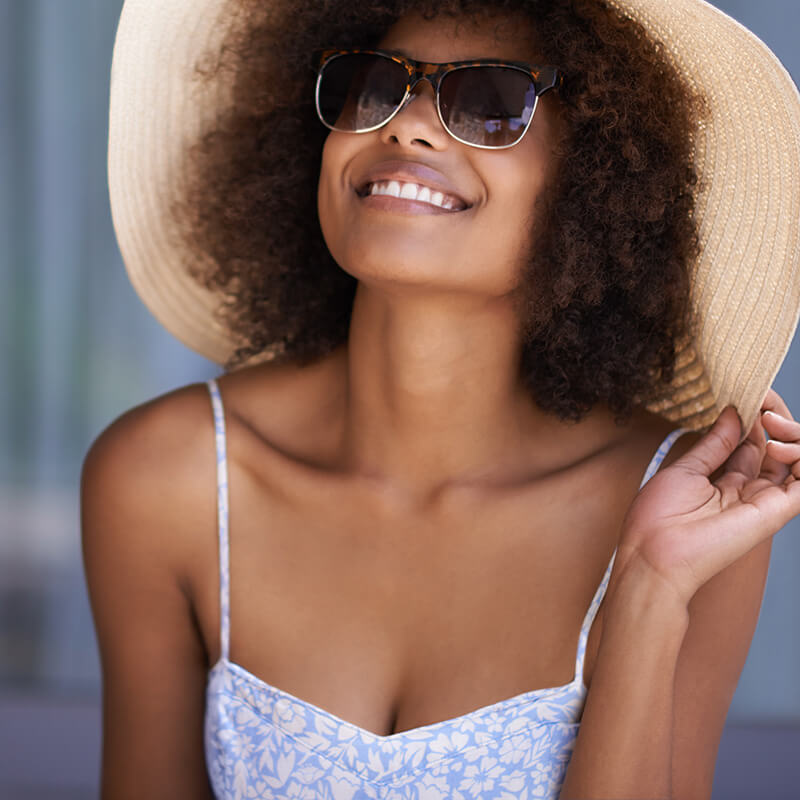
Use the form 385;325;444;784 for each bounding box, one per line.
616;389;800;606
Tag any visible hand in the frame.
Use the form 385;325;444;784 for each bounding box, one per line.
616;389;800;606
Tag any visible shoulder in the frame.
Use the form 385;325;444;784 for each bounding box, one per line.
81;349;347;557
584;411;699;501
608;411;702;489
80;382;219;578
82;381;216;508
83;381;215;474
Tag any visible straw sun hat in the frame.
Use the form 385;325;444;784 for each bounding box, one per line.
108;0;800;432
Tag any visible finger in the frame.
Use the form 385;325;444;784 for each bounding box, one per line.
765;441;800;479
761;409;800;482
676;406;742;477
745;478;800;536
762;409;800;441
766;440;800;459
724;416;767;479
762;389;796;421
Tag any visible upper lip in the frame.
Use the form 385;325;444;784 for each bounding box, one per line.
354;160;473;209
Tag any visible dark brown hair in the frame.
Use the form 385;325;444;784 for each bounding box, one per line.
176;0;702;422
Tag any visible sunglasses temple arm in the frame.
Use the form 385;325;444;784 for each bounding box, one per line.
537;67;563;94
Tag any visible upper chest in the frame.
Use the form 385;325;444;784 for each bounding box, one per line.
190;417;656;737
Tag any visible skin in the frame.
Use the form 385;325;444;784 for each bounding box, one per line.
81;12;800;800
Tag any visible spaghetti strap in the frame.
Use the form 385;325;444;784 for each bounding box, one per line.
573;427;690;682
207;378;231;662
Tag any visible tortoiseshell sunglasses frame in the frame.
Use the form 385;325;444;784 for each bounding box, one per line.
313;48;563;150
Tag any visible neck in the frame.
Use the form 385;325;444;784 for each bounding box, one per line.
335;282;612;504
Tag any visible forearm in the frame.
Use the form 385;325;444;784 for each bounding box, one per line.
559;557;690;800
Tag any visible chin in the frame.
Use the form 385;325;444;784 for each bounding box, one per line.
338;254;455;291
322;218;523;297
337;251;518;300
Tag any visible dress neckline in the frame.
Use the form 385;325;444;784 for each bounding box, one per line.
209;654;585;741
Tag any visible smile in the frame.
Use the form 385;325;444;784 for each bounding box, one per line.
363;181;468;211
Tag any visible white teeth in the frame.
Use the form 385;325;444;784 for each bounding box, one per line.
367;181;461;210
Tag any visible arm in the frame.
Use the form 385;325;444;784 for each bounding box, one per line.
560;393;799;799
671;538;771;798
561;543;770;799
81;391;216;799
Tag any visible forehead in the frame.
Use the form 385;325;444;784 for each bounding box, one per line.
378;12;538;64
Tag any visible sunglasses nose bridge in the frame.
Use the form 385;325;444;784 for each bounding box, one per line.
405;72;438;101
382;71;453;148
390;71;439;120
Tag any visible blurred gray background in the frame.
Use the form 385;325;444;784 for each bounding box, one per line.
0;0;798;797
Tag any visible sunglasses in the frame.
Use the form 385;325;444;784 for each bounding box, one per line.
314;48;563;150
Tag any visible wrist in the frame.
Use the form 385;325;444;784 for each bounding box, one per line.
603;552;691;640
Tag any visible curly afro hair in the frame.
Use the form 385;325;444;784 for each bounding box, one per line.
175;0;704;422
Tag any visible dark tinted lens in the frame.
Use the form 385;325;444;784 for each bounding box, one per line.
317;54;409;131
439;66;537;146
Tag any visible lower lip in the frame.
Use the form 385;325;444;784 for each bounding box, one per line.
358;192;467;216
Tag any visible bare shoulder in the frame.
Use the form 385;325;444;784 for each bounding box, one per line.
81;348;347;565
83;381;214;476
81;382;218;571
632;409;701;467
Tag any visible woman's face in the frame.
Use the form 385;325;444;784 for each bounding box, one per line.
317;13;561;298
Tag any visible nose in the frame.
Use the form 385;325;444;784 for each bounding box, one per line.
379;79;450;149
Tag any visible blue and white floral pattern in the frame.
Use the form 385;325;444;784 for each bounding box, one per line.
204;379;686;799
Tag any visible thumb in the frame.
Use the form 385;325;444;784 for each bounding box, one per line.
675;406;743;477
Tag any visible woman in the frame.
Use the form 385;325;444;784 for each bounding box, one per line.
84;0;800;797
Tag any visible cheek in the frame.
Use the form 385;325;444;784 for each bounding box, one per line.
317;131;361;252
478;153;551;248
317;136;340;247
